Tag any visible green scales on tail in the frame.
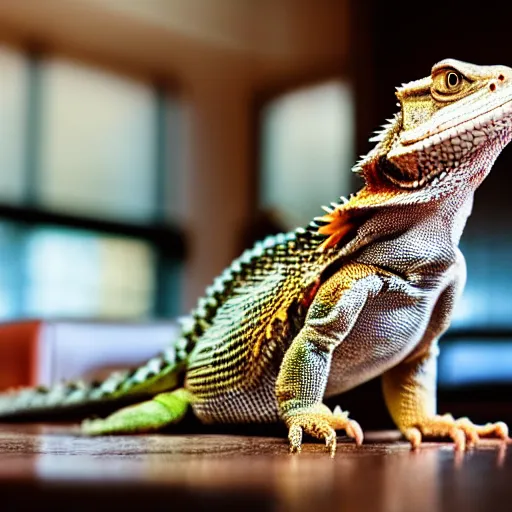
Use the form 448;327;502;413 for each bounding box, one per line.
1;59;511;454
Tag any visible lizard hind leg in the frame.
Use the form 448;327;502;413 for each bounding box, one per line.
382;345;510;451
404;414;509;451
82;388;192;435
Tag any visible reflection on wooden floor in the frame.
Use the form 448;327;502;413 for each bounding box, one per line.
0;424;510;511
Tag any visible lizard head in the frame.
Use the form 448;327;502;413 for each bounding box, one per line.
356;59;512;191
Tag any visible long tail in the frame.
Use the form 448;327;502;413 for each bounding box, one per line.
0;340;188;421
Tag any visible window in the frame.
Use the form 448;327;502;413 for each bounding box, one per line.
452;234;512;329
0;46;28;203
259;80;354;229
443;232;512;387
0;222;25;318
439;340;512;387
26;228;156;319
38;59;159;223
0;46;184;321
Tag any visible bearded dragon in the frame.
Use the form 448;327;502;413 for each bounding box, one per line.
0;59;511;454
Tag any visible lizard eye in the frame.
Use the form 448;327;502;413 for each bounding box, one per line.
446;71;461;89
431;68;467;99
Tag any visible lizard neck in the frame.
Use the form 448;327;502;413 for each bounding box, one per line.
391;189;476;248
433;187;475;247
350;189;475;277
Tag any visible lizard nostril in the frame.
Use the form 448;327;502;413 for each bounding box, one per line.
490;83;497;92
499;74;505;81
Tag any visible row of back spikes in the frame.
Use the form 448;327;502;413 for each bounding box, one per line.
307;195;351;231
178;193;354;339
352;111;401;174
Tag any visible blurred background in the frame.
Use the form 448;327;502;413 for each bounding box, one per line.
0;0;511;424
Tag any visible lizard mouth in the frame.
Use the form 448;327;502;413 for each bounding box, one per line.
396;89;512;149
385;90;512;189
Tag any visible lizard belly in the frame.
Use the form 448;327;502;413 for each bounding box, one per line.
190;371;281;425
325;280;439;396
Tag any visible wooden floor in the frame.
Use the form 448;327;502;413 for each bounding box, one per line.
0;424;511;511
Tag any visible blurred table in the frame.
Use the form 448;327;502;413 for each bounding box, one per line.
0;423;511;511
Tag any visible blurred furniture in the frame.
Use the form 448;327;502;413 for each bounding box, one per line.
0;319;178;391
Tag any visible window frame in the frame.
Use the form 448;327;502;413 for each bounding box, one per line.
0;47;186;318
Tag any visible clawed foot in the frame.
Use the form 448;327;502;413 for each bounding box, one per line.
405;414;510;451
285;404;363;456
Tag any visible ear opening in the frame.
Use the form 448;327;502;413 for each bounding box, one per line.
380;155;421;186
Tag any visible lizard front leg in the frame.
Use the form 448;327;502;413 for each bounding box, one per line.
382;340;509;450
276;263;384;455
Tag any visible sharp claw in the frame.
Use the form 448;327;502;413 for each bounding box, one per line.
325;430;334;443
346;420;364;446
288;424;303;454
455;419;479;447
495;421;509;440
329;440;337;458
451;427;466;451
467;430;479;448
406;417;509;451
405;427;422;450
286;406;362;454
325;432;337;456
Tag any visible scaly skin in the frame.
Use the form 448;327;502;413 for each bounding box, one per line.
0;59;511;455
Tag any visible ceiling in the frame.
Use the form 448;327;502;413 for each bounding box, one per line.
0;0;350;88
